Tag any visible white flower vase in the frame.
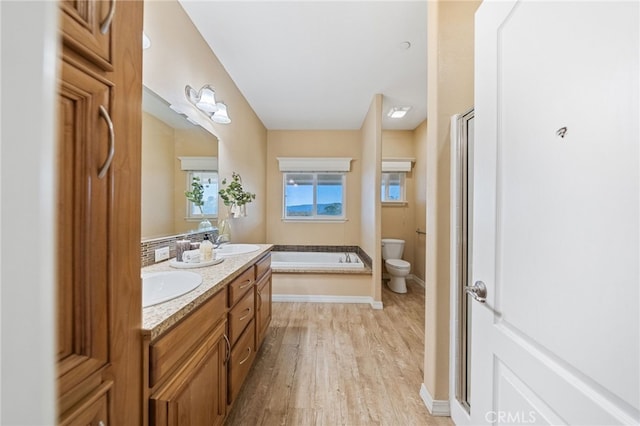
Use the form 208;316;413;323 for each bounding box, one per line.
198;218;212;230
197;206;212;230
229;204;246;218
217;207;233;243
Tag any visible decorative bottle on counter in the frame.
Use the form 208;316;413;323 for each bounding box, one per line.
200;234;214;262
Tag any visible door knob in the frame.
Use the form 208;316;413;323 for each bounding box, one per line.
465;281;487;303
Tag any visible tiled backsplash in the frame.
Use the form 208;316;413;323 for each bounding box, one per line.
141;229;219;267
143;239;372;269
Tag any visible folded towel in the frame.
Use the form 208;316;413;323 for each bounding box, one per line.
182;249;201;263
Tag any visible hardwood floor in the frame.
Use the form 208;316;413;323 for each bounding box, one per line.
225;280;453;426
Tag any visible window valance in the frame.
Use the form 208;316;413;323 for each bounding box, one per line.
277;157;352;172
178;156;218;171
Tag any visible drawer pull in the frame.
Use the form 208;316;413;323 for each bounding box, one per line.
223;334;231;363
239;308;252;321
98;105;115;179
100;0;116;34
239;347;252;365
238;280;253;290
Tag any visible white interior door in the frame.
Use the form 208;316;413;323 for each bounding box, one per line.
471;1;639;424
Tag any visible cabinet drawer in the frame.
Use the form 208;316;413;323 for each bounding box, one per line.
255;253;271;281
228;266;255;307
149;289;226;388
228;320;256;404
228;288;255;347
59;381;111;426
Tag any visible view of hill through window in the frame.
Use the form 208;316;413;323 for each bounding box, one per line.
285;173;344;217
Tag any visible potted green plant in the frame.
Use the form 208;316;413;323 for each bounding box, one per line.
218;172;256;218
184;176;213;230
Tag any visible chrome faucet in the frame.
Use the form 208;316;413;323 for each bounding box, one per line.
345;252;351;263
213;233;229;248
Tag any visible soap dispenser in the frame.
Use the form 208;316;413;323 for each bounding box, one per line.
200;234;214;262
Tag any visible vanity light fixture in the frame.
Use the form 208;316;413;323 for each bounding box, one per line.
185;84;232;124
211;102;231;124
387;106;411;119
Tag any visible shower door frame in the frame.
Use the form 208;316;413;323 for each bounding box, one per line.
449;108;474;422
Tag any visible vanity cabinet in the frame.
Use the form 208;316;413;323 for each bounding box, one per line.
56;0;143;424
143;252;272;425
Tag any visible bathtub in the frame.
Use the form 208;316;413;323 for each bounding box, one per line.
270;248;377;307
271;251;365;271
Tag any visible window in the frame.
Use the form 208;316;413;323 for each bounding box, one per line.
381;172;406;203
284;172;345;220
186;171;219;219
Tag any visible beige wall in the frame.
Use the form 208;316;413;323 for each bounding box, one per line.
142;113;175;239
414;121;428;282
360;95;383;303
424;0;480;402
381;130;417;271
265;130;362;245
144;0;268;243
380;125;428;283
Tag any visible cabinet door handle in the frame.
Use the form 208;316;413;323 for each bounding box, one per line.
98;105;115;179
239;280;253;290
239;308;252;321
98;421;106;426
257;290;262;307
100;0;116;34
239;347;252;365
223;334;231;363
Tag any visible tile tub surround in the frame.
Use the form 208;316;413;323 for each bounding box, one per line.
271;245;372;272
141;229;219;267
142;244;272;340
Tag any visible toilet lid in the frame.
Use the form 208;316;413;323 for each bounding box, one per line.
386;259;410;269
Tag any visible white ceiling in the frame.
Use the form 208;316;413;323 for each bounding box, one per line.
178;1;428;131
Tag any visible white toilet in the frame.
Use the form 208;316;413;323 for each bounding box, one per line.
381;238;411;293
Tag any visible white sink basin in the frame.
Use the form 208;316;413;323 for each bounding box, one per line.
142;271;202;308
214;243;260;257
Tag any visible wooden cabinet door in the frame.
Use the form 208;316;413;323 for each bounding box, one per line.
151;321;227;426
60;0;113;70
57;0;142;423
255;271;272;348
57;57;113;417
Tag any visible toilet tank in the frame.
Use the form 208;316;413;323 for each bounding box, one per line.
381;238;405;259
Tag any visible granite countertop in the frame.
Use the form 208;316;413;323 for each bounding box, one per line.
142;244;273;341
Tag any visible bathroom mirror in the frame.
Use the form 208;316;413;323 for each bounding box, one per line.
141;86;219;240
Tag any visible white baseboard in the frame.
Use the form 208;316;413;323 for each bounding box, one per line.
370;300;383;310
420;383;450;417
273;294;383;310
